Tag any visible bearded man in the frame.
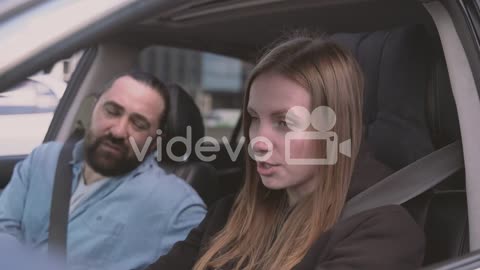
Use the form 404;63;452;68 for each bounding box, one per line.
0;71;206;270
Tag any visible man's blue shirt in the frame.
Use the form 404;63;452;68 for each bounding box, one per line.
0;141;207;270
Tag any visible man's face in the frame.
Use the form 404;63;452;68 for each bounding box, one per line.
84;75;165;176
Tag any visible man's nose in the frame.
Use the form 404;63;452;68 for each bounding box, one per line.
110;117;129;138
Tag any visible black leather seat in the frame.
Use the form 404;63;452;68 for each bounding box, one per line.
331;25;467;265
332;26;437;198
160;84;220;207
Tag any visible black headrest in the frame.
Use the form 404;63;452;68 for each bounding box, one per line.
331;25;459;198
162;84;205;162
331;25;436;170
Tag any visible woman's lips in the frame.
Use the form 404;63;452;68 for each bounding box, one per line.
257;161;279;176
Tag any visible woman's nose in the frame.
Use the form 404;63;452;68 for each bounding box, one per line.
252;139;270;153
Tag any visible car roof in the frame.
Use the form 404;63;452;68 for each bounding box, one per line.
0;0;434;91
109;0;433;61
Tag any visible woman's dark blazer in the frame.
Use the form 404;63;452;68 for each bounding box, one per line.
148;194;425;270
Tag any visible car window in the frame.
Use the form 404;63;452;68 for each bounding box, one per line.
138;46;252;141
0;52;83;156
0;80;58;114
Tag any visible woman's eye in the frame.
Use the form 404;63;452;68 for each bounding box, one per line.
278;120;288;127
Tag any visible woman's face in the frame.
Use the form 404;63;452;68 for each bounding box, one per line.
247;72;319;204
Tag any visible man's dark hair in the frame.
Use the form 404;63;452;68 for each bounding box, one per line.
100;69;170;131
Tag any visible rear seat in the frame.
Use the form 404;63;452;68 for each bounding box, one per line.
159;84;221;207
331;25;467;265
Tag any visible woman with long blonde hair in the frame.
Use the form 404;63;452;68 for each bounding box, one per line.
149;34;424;270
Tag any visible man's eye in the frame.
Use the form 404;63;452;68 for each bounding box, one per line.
133;120;149;130
104;105;121;116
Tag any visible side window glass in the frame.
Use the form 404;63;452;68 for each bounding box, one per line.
0;52;83;156
138;47;251;141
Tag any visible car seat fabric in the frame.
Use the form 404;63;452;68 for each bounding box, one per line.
332;25;466;265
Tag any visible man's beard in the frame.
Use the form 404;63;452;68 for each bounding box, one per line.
84;130;142;177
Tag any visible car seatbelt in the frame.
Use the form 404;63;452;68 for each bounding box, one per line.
341;140;464;220
48;141;75;262
48;127;84;262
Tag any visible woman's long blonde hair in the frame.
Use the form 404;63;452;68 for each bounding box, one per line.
194;34;364;270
